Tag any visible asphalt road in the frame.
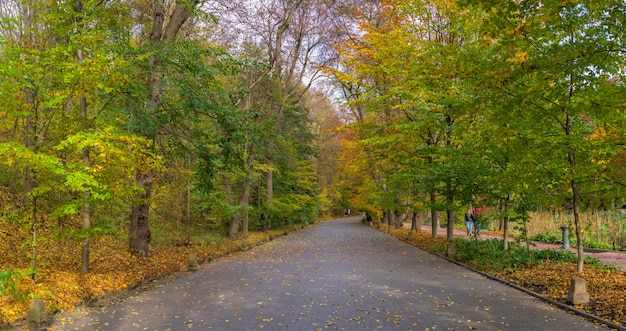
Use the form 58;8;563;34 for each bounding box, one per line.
50;218;609;331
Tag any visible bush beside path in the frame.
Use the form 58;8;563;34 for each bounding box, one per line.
406;222;626;270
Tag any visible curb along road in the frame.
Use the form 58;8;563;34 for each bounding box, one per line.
395;224;625;330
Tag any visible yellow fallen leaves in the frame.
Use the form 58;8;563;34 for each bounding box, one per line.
0;223;287;325
497;261;626;323
378;223;626;325
382;224;447;249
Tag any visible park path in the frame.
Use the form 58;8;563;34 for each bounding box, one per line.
411;223;626;270
49;218;609;331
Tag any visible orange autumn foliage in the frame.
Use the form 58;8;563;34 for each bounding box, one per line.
0;218;284;325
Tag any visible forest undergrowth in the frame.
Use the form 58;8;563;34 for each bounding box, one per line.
382;225;626;327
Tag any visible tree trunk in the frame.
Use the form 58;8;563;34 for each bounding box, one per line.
229;177;253;239
446;210;455;242
129;170;152;257
229;147;255;239
571;175;584;272
80;198;91;272
503;194;511;251
430;190;438;238
426;145;439;238
445;181;454;242
446;187;455;257
263;166;273;231
411;212;421;232
242;201;249;237
76;1;91;270
24;111;37;280
21;0;37;282
564;75;584;272
80;140;91;272
128;0;197;256
186;153;191;243
30;198;37;283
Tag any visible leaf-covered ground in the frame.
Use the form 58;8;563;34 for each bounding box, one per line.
384;225;626;326
0;217;290;326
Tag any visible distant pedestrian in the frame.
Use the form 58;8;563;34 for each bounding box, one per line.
464;209;474;236
473;208;482;236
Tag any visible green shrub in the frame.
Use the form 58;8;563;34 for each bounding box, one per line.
0;268;21;298
530;232;562;244
450;238;602;274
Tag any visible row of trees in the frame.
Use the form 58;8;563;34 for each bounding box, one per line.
0;0;350;275
329;0;626;272
5;0;624;277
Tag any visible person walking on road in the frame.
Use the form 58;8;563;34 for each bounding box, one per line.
464;209;474;236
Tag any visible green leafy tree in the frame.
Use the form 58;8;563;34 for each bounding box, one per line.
463;0;626;271
0;0;142;275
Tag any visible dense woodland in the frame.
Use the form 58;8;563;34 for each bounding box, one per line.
1;0;626;324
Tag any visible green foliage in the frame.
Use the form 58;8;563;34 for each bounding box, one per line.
0;269;21;298
530;232;615;251
530;233;562;245
449;237;617;275
452;238;577;274
569;238;614;251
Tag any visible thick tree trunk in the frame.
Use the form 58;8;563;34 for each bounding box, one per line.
446;210;455;242
229;148;255;239
411;212;421;232
229;178;252;239
129;170;152;257
394;209;402;229
128;0;196;256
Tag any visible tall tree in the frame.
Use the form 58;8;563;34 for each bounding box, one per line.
128;0;202;257
463;0;626;271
